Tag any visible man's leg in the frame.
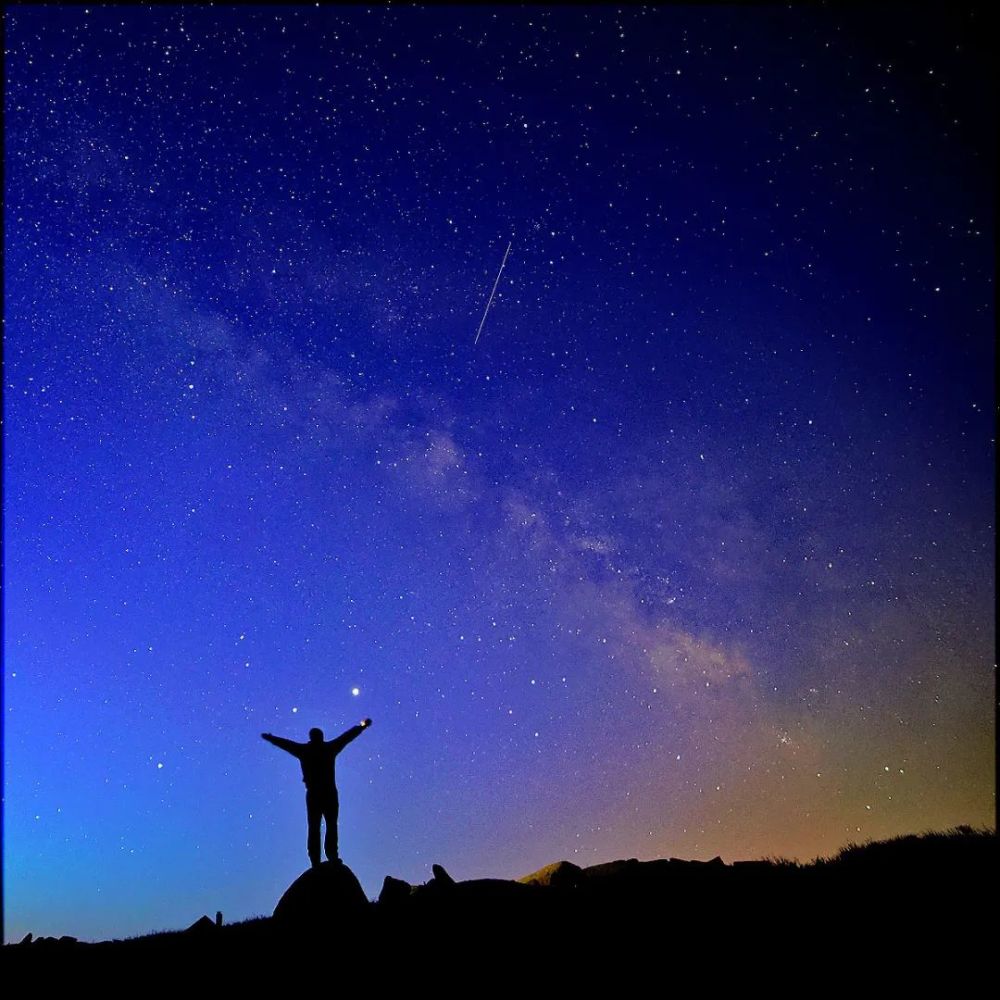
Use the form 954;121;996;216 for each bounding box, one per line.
323;791;340;863
306;790;322;867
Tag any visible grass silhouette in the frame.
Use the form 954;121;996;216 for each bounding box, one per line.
6;825;994;980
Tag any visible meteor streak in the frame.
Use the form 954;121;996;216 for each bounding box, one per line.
474;240;512;345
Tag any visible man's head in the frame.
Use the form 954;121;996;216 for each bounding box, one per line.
309;728;324;743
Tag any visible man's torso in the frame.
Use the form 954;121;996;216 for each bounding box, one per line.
299;742;338;790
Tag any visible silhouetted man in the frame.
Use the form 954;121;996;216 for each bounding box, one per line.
262;718;372;867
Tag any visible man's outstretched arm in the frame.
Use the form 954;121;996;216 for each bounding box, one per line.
261;733;303;756
330;718;372;754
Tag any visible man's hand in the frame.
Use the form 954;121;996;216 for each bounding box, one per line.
361;718;372;729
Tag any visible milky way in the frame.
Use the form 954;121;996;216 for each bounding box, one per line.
4;6;994;942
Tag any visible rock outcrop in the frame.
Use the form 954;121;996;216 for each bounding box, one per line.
185;915;218;935
273;860;369;928
517;860;583;888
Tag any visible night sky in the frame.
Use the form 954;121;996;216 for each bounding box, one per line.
4;5;994;943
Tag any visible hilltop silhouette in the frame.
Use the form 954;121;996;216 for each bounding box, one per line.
5;826;994;983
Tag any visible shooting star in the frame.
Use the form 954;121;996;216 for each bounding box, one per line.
474;240;512;345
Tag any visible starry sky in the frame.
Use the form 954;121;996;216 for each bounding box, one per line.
4;5;995;943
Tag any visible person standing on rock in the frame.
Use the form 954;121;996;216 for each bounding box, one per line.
262;718;372;867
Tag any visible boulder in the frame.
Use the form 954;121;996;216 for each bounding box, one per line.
273;860;369;927
185;915;217;935
378;875;415;906
665;855;728;871
31;935;79;949
408;863;457;901
581;858;641;881
431;863;455;885
517;860;583;889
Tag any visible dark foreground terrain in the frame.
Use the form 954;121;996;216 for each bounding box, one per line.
5;827;994;984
